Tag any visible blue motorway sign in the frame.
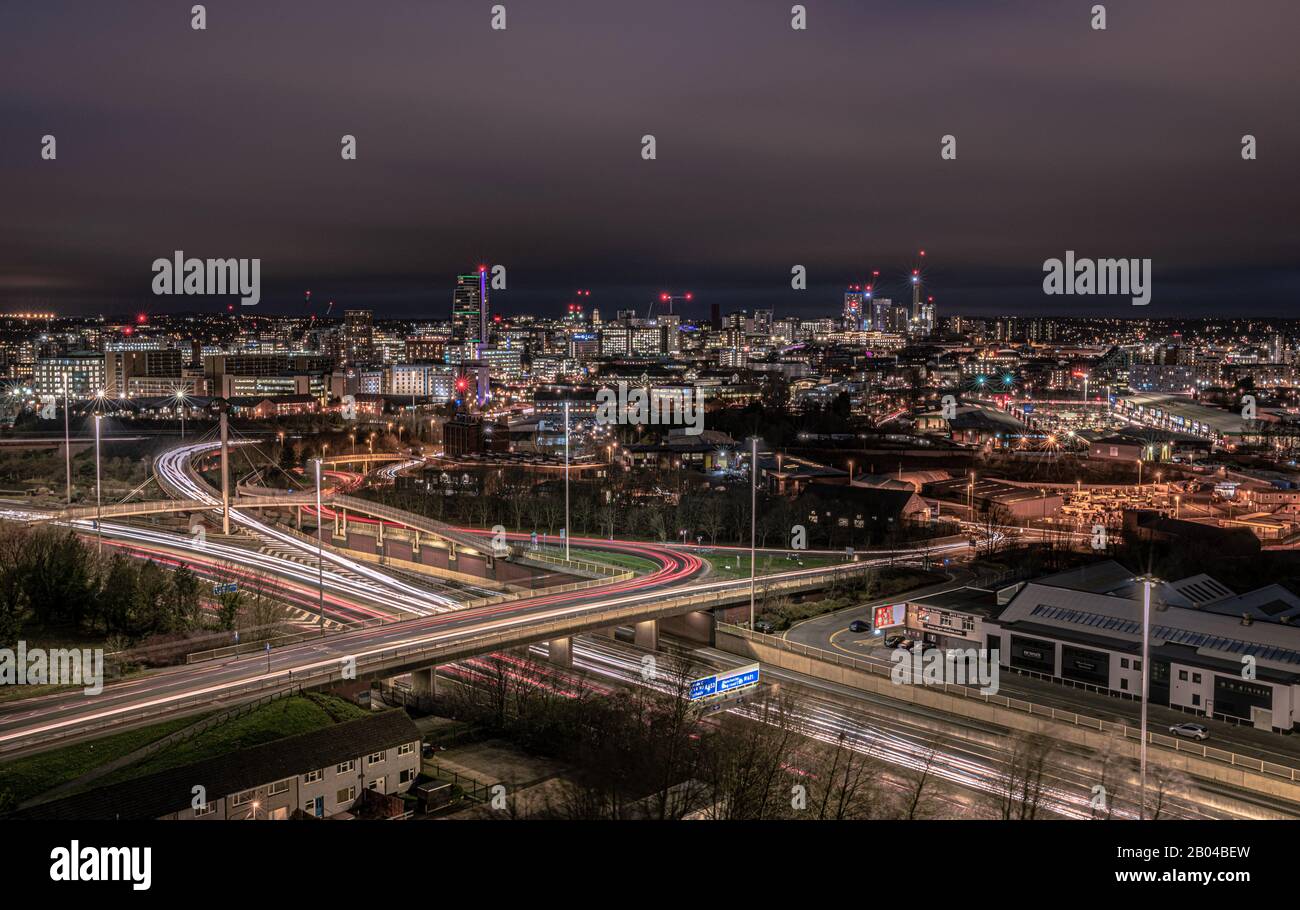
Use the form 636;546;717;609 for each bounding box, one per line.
689;663;760;701
212;582;238;596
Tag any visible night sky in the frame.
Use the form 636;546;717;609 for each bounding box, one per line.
1;0;1297;320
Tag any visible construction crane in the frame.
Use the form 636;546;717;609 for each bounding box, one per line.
647;291;693;320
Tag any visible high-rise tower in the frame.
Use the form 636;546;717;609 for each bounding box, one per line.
451;268;489;348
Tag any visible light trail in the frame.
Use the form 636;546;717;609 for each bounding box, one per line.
154;442;462;615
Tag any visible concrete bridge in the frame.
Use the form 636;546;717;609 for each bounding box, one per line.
58;494;319;521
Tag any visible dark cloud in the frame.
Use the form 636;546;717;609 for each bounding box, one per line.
1;0;1297;318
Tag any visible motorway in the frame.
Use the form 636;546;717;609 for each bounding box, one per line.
0;438;964;757
499;635;1282;819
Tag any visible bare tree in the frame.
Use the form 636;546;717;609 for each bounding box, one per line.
809;731;884;820
897;746;940;820
1146;763;1189;820
989;732;1055;820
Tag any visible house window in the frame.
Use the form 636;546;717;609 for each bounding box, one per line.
1134;661;1142;672
194;801;216;817
1120;658;1129;669
268;779;290;796
961;616;975;632
337;760;354;774
231;789;256;807
1178;670;1188;682
303;770;323;784
398;743;415;756
367;752;385;765
1192;673;1202;684
400;768;416;785
335;786;356;805
1120;679;1128;691
1192;694;1201;706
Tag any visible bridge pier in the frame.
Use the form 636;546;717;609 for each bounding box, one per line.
410;667;437;698
659;610;716;647
634;619;659;651
547;636;573;668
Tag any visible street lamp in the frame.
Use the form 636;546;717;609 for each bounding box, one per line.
315;458;325;636
563;400;570;561
94;412;103;555
62;372;72;505
1134;573;1160;820
749;436;758;629
176;389;188;439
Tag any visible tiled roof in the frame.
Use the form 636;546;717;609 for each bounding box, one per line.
10;710;420;821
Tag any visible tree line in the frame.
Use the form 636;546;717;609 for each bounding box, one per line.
0;523;289;658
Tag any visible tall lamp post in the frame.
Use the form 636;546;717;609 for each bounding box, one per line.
62;372;72;505
94;411;103;555
1134;573;1160;820
563;400;571;561
749;436;758;630
315;458;325;636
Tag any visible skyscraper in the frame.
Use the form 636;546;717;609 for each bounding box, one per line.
871;298;894;332
451;269;489;348
343;309;374;365
842;288;866;329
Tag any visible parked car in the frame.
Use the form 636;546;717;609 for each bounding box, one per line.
848;620;870;633
1168;722;1209;741
753;619;776;634
884;635;913;650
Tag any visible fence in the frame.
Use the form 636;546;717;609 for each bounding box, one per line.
717;622;1300;786
423;761;495;803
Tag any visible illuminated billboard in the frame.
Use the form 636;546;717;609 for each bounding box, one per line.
872;603;907;630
